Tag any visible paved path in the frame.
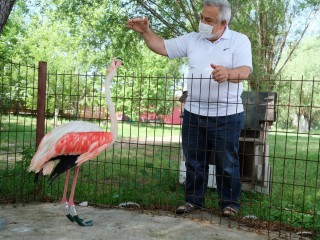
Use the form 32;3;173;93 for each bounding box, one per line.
0;203;306;240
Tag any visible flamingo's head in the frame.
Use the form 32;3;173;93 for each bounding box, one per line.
112;57;123;68
106;57;123;76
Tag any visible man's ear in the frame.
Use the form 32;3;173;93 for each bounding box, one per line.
221;20;227;27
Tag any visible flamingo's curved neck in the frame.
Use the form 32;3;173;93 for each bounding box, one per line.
105;72;117;143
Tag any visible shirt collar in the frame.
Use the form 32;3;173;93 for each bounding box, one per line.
220;25;231;39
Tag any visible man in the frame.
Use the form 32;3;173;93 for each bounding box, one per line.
126;0;252;216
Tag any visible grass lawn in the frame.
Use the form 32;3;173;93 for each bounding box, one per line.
0;114;319;231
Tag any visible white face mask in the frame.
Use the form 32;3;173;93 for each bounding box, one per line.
198;21;220;39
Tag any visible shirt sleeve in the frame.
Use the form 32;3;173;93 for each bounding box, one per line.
164;33;194;59
233;34;253;72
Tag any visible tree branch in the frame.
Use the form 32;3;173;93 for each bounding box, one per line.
176;0;197;31
277;7;319;75
135;0;183;36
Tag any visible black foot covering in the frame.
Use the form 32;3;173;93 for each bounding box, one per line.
66;214;93;226
73;215;93;226
66;214;75;222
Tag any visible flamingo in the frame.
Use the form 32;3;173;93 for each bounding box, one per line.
28;57;123;226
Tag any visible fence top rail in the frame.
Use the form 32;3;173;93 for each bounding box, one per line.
1;59;38;69
1;60;320;81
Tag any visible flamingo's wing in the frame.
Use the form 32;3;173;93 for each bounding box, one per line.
75;142;113;166
29;121;103;172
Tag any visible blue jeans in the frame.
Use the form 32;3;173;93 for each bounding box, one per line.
182;110;244;210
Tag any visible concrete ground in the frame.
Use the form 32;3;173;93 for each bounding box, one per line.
0;203;310;240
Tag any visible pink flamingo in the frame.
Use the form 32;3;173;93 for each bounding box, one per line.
29;57;123;226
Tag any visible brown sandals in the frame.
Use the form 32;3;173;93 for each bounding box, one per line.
222;206;239;217
176;203;238;217
175;203;200;214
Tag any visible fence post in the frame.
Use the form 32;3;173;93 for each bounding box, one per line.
36;61;47;147
34;61;47;196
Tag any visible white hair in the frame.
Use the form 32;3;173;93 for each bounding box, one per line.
203;0;231;24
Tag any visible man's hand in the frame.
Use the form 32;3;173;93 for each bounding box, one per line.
125;16;168;56
126;17;149;34
211;64;229;83
211;64;251;83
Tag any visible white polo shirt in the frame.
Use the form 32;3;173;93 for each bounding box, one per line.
164;27;252;116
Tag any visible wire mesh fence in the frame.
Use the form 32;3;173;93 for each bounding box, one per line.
0;60;319;238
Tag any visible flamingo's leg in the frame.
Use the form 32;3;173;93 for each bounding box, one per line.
61;169;75;222
68;166;93;226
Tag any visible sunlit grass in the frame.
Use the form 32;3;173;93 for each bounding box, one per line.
0;114;181;152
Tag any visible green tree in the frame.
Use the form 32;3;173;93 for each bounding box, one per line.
0;1;31;111
235;0;320;90
1;0;184;118
0;0;28;60
0;0;16;35
275;37;320;131
127;0;320;90
3;0;318;117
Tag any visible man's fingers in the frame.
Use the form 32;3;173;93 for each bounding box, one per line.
126;19;144;28
211;63;217;69
127;18;147;25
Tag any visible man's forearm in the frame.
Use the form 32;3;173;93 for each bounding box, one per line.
227;66;251;83
140;30;168;56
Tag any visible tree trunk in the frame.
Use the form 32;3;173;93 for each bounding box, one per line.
295;114;310;133
0;0;16;35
